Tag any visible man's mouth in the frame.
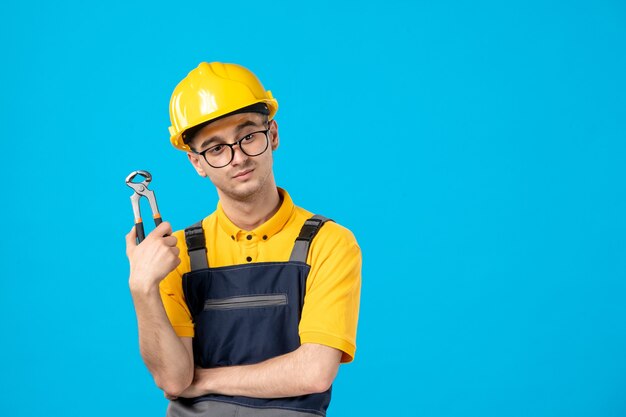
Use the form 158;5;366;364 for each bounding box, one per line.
233;168;254;179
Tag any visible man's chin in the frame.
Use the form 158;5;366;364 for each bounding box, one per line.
223;182;262;201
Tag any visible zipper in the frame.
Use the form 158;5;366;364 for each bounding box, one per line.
204;294;288;311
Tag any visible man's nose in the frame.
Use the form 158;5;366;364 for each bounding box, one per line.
230;144;248;166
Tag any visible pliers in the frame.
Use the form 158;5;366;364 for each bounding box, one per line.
125;170;163;243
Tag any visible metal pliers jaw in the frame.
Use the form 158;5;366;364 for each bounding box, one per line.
126;170;163;243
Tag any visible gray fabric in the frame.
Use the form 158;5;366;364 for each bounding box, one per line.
204;294;287;310
288;240;310;264
167;400;322;417
189;248;208;271
288;215;331;263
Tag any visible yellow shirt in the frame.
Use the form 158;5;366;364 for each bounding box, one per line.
159;188;361;362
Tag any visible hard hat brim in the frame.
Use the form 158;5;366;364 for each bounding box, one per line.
170;98;278;152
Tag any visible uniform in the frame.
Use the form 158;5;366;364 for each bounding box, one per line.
159;188;361;416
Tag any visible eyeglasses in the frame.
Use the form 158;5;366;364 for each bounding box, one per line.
193;129;270;168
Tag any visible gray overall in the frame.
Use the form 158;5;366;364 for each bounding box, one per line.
167;215;333;417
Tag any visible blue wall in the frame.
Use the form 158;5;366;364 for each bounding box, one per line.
1;1;625;415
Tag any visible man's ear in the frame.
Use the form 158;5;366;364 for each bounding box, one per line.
187;152;208;177
269;119;279;151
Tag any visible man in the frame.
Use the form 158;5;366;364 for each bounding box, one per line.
125;62;361;417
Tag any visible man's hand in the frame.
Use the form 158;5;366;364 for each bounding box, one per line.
176;368;215;399
126;221;180;293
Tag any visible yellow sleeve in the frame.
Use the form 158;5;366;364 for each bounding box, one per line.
159;229;195;338
299;222;362;363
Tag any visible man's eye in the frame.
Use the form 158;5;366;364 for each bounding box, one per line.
242;134;255;142
208;145;224;154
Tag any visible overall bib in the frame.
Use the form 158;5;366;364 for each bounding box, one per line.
167;216;332;417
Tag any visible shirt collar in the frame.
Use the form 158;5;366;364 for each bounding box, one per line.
216;188;294;241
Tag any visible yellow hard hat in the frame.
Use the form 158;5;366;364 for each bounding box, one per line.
168;62;278;152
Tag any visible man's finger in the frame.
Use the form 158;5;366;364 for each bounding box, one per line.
125;226;137;249
163;235;178;247
146;221;173;240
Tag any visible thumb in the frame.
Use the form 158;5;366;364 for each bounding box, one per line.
125;225;137;251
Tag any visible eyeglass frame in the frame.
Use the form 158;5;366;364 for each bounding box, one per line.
190;128;271;168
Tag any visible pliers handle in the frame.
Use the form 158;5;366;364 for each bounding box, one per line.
125;170;163;243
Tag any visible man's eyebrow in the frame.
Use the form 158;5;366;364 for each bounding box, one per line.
235;119;263;133
197;119;263;150
198;135;224;150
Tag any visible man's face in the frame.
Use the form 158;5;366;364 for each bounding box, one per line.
186;112;279;202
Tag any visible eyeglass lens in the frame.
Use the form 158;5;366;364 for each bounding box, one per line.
203;131;269;168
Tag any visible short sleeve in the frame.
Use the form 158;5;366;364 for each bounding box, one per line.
298;223;362;363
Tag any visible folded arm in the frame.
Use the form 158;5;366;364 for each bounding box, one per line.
178;343;342;399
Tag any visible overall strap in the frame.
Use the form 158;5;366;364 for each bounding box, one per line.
289;215;333;263
185;221;208;271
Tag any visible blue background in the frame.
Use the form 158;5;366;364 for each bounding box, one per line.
1;0;625;416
